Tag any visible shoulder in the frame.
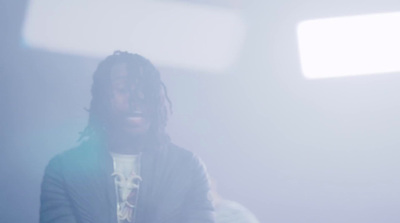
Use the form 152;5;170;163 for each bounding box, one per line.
164;143;206;169
161;143;211;191
165;143;195;158
48;140;92;160
45;139;102;173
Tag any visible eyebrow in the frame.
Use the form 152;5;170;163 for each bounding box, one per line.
111;75;128;81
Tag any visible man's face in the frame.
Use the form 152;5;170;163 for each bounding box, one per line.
108;62;152;136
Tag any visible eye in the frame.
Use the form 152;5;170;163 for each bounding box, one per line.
118;87;128;94
114;84;129;94
136;90;145;100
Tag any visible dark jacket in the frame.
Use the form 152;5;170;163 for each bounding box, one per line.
39;139;214;223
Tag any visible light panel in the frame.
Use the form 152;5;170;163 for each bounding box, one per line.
297;12;400;79
22;0;246;73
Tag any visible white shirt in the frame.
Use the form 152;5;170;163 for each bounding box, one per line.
110;152;142;223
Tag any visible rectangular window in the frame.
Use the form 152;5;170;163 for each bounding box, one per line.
297;12;400;79
23;0;246;73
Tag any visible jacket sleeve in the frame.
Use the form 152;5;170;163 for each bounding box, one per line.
183;156;215;223
40;155;77;223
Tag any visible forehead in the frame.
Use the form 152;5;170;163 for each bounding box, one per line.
110;62;129;80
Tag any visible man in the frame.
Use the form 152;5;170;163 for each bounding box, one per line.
40;51;214;223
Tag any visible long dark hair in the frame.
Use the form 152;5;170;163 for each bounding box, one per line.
79;51;172;149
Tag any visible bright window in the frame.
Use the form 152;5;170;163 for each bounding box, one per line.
23;0;246;73
297;12;400;79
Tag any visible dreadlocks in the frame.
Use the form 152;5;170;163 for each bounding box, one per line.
79;51;172;148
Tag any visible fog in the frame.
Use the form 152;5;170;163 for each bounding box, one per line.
1;0;400;222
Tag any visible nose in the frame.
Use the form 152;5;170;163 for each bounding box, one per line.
128;86;145;108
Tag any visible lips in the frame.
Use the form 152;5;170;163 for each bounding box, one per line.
125;111;148;125
129;111;144;117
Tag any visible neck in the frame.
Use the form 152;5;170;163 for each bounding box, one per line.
106;131;147;155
